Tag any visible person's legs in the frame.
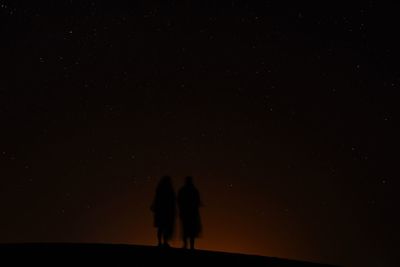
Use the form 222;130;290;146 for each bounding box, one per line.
183;235;188;249
163;232;170;247
190;236;195;250
157;229;162;246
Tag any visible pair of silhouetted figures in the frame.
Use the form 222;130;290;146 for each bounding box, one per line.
151;176;202;250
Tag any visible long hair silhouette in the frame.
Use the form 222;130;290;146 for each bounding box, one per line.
177;176;202;249
151;176;176;247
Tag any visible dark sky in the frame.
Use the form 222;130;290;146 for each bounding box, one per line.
0;1;399;266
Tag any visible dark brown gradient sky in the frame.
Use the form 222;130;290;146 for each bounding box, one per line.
0;2;399;267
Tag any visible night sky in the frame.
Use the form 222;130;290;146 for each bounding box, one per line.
0;1;399;266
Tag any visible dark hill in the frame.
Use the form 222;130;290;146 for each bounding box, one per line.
0;243;337;266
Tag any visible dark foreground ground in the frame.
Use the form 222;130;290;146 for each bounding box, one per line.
0;243;338;266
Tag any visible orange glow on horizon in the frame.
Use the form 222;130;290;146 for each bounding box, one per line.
76;179;320;264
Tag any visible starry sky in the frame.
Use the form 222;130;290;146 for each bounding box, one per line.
0;1;399;266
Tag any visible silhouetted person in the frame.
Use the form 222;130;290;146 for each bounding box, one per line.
151;176;176;247
178;176;202;250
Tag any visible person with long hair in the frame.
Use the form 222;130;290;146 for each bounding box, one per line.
177;176;202;250
151;176;176;247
